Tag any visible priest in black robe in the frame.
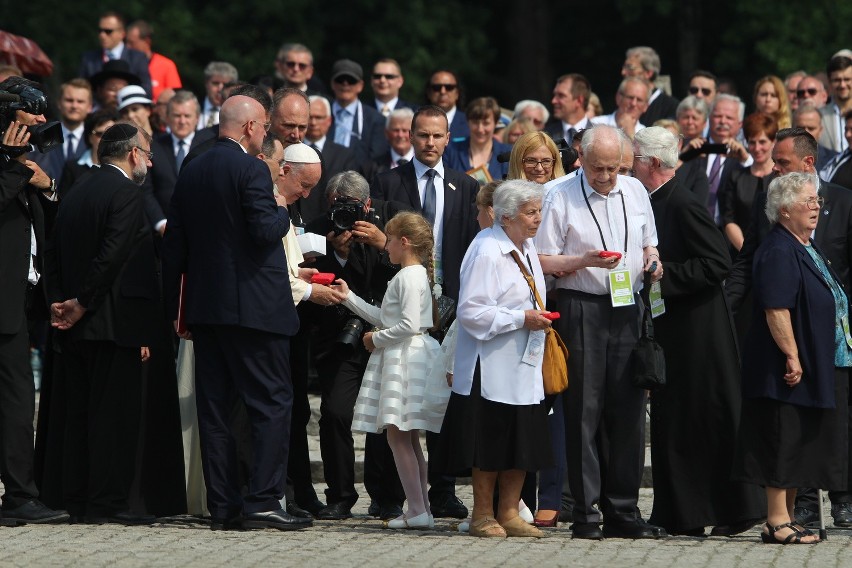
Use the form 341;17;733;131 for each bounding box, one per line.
632;127;765;536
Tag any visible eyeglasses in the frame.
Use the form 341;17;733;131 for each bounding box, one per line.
134;146;154;160
429;83;457;93
688;86;713;96
797;88;819;98
798;196;825;210
284;61;310;70
243;119;271;132
334;76;360;85
98;28;117;35
372;73;399;81
522;157;555;168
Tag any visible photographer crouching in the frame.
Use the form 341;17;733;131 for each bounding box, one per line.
303;171;410;520
0;76;68;524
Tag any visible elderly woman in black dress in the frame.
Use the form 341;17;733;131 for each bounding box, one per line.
733;172;852;544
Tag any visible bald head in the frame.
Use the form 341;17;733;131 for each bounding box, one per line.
272;91;310;147
580;125;624;194
219;95;268;155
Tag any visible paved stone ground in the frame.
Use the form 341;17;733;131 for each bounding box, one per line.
7;396;851;566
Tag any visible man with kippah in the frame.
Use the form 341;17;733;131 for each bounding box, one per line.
47;122;159;524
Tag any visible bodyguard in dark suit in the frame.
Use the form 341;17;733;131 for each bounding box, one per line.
371;105;478;517
327;60;388;166
162;95;310;530
424;70;470;142
725;128;852;528
0;87;69;524
78;11;153;97
46;123;158;524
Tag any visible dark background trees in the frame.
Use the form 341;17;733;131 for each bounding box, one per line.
4;0;852;113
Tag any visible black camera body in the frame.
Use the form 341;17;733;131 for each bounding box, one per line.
0;85;63;156
328;196;380;234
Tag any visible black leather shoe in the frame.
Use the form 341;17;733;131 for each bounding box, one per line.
211;515;243;531
316;501;353;520
298;499;326;517
2;500;70;524
430;494;468;519
571;522;603;540
243;508;312;530
710;517;763;537
286;501;312;519
558;506;573;523
367;500;381;517
378;503;404;520
603;519;666;539
794;506;819;528
832;503;852;528
85;511;156;526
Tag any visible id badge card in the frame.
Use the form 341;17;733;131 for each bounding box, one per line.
649;281;665;318
522;329;546;367
608;269;635;307
843;315;852;349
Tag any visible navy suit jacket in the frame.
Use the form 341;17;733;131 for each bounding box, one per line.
78;46;153;96
742;224;841;408
444;138;511;181
327;101;388;165
33;137;87;183
161;138;297;336
370;160;478;302
449;111;470;142
144;132;205;217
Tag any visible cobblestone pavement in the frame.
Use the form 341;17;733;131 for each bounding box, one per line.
2;485;851;567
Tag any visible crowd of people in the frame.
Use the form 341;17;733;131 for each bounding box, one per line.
2;10;852;546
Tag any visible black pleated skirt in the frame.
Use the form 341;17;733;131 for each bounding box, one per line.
432;361;553;475
733;368;849;489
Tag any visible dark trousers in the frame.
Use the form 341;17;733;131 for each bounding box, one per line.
286;326;319;506
61;340;142;517
317;345;403;507
192;325;292;518
797;401;852;510
558;290;645;524
0;315;39;508
538;393;568;510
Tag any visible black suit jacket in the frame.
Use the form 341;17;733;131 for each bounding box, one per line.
0;160;40;334
180;126;219;172
299;140;358;225
360;153;396;188
79;46;153;96
327;102;388;166
370;160;478;301
829;156;852;191
727;178;852;311
162;138;297;336
33;137;88;183
640;89;680;125
45;165;159;346
675;157;710;207
145;132;204;215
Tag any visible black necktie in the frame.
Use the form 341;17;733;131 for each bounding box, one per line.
175;140;186;174
422;169;437;226
397;158;408;167
566;127;577;145
65;133;76;160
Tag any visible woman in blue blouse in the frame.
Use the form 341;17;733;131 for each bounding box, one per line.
733;172;852;545
444;97;511;182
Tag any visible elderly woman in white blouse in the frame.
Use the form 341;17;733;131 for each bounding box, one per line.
435;179;554;539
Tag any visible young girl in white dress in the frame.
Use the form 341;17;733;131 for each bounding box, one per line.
332;212;449;529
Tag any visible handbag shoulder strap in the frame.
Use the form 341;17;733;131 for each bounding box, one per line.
510;250;545;311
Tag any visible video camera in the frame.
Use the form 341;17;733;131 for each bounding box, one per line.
328;196;380;234
0;84;63;157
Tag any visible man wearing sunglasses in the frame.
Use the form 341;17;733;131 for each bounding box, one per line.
274;43;324;98
327;59;387;166
425;69;469;142
79;11;152;98
686;71;718;104
370;58;415;117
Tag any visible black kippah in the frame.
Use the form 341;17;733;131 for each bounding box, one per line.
101;123;138;144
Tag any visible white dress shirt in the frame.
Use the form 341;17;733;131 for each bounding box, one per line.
390;147;414;167
535;172;657;295
412;157;445;284
452;225;546;405
591;112;646;133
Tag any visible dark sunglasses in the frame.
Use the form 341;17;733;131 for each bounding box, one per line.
285;61;310;70
98;28;117;35
334;75;360;85
429;83;457;93
688;86;712;96
372;73;399;81
797;88;819;98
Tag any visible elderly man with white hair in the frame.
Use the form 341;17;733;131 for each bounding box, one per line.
632;127;766;537
513;100;549;130
534;123;664;540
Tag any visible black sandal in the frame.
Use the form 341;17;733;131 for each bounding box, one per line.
760;522;818;544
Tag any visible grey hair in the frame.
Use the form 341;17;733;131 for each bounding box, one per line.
493;179;544;227
277;43;313;64
167;90;201;116
618;76;650;97
513;100;550;124
325;170;369;203
386;106;414;129
308;95;330;116
625;46;661;79
765;172;817;223
793;102;821;121
711;93;745;121
634;127;679;169
676;95;709;120
204;61;238;82
581;124;624;162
